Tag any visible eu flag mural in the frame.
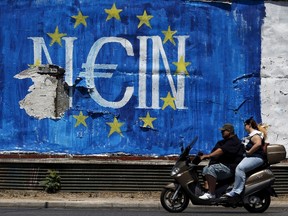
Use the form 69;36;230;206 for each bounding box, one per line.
0;0;264;156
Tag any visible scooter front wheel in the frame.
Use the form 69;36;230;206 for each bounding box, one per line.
160;187;189;213
243;190;271;213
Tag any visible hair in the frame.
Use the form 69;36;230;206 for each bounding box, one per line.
245;117;268;140
258;123;268;140
244;117;258;130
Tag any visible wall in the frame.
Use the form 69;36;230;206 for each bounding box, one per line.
0;0;286;157
261;2;288;155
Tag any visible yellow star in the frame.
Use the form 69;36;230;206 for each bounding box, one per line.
139;112;157;129
106;117;124;137
137;10;153;29
71;11;89;28
28;59;41;68
47;26;67;46
73;111;89;127
161;92;176;110
105;3;122;21
162;26;177;45
172;56;191;76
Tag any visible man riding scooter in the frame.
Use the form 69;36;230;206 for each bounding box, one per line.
199;123;245;200
160;125;285;213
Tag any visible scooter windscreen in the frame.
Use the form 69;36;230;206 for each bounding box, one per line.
178;136;198;160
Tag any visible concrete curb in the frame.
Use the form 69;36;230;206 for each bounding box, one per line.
0;199;286;209
0;199;162;209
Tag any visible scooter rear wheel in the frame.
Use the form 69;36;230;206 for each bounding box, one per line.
243;190;271;213
160;187;189;213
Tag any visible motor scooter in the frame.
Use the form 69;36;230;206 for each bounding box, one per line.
160;136;286;213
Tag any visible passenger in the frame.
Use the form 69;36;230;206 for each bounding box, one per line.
223;117;268;198
199;123;244;200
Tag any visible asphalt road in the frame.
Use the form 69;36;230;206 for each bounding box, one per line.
0;207;288;216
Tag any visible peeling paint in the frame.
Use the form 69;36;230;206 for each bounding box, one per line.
233;99;248;113
14;65;69;119
232;73;256;83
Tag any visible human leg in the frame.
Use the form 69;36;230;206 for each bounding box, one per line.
201;166;209;190
199;163;232;200
228;157;264;196
206;174;216;194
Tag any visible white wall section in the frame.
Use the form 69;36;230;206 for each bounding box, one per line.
261;2;288;154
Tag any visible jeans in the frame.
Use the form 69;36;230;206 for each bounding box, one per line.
230;157;264;195
202;163;232;180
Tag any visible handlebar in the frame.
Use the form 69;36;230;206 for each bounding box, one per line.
183;152;204;166
190;152;203;165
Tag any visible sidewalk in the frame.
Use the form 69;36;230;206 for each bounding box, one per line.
0;190;160;208
0;190;287;208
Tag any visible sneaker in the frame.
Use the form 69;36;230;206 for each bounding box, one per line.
219;193;232;201
199;192;215;200
225;191;239;197
220;192;239;200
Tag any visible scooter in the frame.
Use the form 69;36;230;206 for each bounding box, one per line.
160;136;286;213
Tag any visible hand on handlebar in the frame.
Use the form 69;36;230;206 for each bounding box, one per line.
189;152;206;165
200;154;210;160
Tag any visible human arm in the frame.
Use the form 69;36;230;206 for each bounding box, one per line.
200;148;223;160
246;135;262;156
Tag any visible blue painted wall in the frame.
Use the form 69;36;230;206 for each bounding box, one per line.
0;0;264;156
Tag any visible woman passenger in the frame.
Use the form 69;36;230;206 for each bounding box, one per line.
223;117;268;198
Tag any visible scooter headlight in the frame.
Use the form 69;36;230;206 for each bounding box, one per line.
171;167;180;176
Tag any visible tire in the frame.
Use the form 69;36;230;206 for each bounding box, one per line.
160;187;189;213
243;190;271;213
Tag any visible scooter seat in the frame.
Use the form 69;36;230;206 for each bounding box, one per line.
246;162;270;177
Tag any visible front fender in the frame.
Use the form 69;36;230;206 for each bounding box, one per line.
163;182;177;189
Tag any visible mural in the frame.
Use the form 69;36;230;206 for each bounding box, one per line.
0;0;264;156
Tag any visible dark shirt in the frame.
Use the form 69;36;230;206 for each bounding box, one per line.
246;134;265;159
209;135;244;172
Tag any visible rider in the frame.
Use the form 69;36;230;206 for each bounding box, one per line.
222;117;267;199
199;123;244;200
